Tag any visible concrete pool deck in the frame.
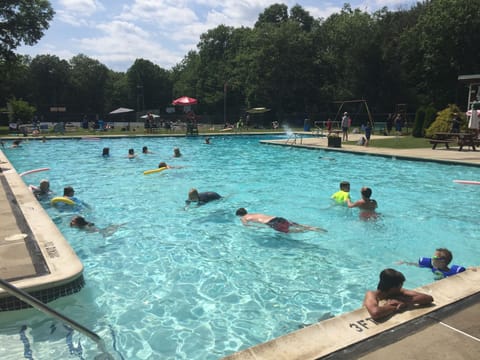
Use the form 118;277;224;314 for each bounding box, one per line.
0;150;84;310
1;133;479;358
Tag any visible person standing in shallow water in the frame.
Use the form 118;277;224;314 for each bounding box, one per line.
347;187;378;219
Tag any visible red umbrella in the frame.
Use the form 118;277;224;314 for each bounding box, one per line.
172;96;197;106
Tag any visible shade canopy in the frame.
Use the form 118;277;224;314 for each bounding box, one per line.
172;96;198;106
109;107;134;114
246;107;270;114
140;114;160;118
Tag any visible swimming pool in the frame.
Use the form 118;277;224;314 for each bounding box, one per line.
2;135;479;359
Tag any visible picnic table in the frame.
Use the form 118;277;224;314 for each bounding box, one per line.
431;132;477;151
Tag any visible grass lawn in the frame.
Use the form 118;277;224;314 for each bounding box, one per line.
355;136;432;149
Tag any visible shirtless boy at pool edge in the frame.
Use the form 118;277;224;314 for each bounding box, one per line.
235;208;327;233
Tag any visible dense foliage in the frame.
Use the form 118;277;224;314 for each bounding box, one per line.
0;0;54;60
1;1;479;125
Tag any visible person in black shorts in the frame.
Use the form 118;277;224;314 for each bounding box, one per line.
235;208;326;233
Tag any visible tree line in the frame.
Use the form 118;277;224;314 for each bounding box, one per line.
1;1;479;125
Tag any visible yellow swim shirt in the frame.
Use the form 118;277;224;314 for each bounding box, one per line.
331;190;350;204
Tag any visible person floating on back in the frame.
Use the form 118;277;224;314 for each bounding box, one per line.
186;188;221;206
331;181;351;204
397;248;466;280
363;268;434;320
235;208;327;233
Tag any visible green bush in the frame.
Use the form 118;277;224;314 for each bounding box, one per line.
412;107;426;137
7;98;36;124
425;104;465;137
422;105;438;133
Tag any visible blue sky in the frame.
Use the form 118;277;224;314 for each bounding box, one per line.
18;0;415;72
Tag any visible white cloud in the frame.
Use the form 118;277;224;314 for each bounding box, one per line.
74;20;182;69
58;0;105;16
19;0;418;71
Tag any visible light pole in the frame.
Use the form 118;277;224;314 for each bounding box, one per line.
223;82;227;125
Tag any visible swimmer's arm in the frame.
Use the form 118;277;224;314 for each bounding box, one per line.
346;199;361;208
364;291;400;320
399;289;434;306
240;217;250;225
396;260;419;267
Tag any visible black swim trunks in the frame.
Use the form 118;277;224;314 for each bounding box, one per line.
267;217;292;233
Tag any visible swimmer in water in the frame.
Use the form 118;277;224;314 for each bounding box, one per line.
235;208;327;233
346;186;378;219
185;188;221;206
70;215;125;237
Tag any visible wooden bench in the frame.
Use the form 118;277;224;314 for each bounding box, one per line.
429;139;454;149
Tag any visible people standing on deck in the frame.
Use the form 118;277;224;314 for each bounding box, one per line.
364;122;372;146
386;114;393;135
341;112;349;141
450;113;461;133
326;118;333;135
394;113;403;135
363;268;434;320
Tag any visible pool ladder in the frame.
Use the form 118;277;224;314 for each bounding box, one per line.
285;133;303;144
0;277;114;360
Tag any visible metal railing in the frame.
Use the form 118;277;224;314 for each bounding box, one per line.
0;278;114;359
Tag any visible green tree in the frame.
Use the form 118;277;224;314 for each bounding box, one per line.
0;0;54;60
0;55;31;106
315;5;379;104
255;4;289;27
105;70;131;112
28;54;71;113
127;59;173;111
412;107;426;137
400;0;480;107
7;98;36;123
69;54;109;114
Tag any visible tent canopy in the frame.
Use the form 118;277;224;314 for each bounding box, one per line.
246;107;270;114
109;107;134;114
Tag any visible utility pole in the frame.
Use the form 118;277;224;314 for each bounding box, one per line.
224;82;227;125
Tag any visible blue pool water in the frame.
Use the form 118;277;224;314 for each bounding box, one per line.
1;135;480;359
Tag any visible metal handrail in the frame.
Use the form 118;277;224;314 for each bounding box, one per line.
0;278;113;359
